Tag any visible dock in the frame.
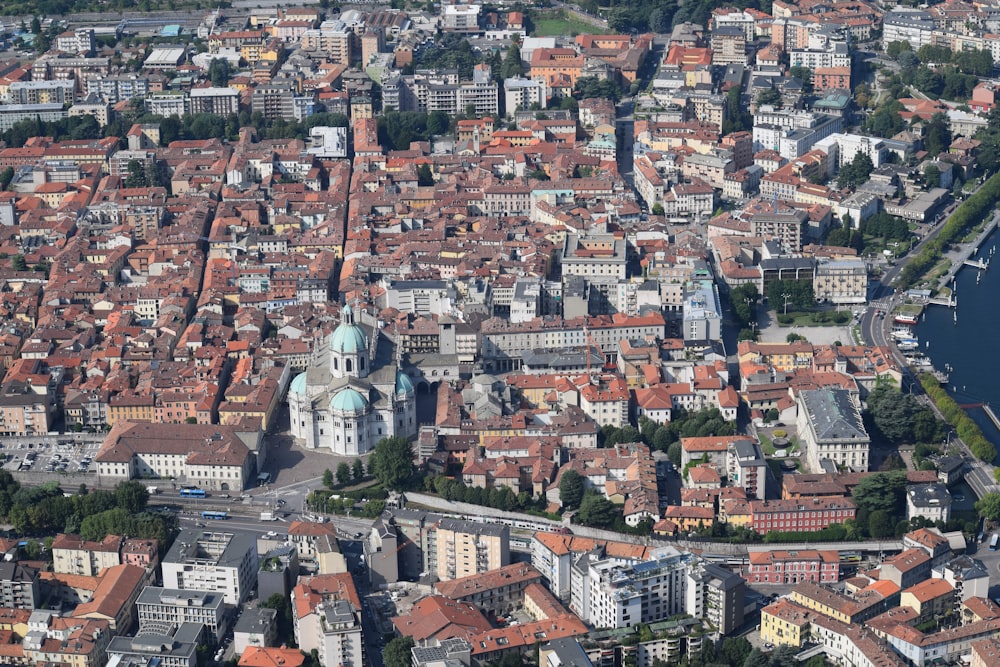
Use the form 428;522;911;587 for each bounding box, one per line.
985;404;1000;431
934;212;999;294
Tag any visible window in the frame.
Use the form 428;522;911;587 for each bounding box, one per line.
346;359;353;373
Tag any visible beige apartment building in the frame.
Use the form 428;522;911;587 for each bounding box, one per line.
52;534;122;576
430;518;510;581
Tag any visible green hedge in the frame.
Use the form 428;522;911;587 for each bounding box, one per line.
762;524;849;542
919;373;997;462
899;171;1000;288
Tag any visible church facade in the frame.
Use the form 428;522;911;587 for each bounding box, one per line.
288;305;417;455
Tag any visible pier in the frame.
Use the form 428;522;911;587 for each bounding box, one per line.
985;403;1000;431
934;212;999;295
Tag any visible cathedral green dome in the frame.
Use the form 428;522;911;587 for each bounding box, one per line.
395;370;415;395
289;372;308;396
330;304;368;355
330;387;369;414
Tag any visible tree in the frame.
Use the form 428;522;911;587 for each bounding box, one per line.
573;76;622;103
742;648;770;667
384;636;415;667
336;462;351;486
576;490;620;529
924;164;941;188
368;436;415;490
500;39;523;80
652;203;664;216
261;593;296;646
559;470;585;510
720;637;753;667
923;112;952;157
322;469;334;488
115;481;149;515
837;151;875;189
666;441;682;467
208;58;232;88
352;458;364;480
10;255;26;271
417;163;434;186
0;167;13;191
852;471;907;517
975;492;1000;521
868;509;894;538
756;88;783;108
789;65;813;93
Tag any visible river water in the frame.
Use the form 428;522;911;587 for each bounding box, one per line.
919;234;1000;461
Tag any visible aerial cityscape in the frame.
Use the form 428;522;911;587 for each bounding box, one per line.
0;0;999;666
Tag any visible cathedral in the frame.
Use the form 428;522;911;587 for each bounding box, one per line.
288;304;417;455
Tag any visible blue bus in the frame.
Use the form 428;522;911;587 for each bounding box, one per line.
180;487;206;498
201;511;228;520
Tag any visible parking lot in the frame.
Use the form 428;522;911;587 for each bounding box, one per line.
0;438;102;475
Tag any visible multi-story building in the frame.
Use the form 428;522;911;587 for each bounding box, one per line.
107;622;202;667
291;574;364;667
434;564;543;616
745;550;841;585
562;234;628;281
882;9;935;49
442;4;481;32
457;64;499;117
0;379;53;435
300;22;353;64
24;613;110;667
682;280;722;342
84;74;150;103
504;78;547;116
136;587;228;645
531;532;651;601
94;422;258;493
430;519;510;582
789;581;899;626
251;81;297;120
750;497;858;534
0;562;39;609
726;439;767;499
161;529;259;605
686;561;746;636
906;483;952;523
813;259;867;305
54;28;95;54
52;534;122;576
145;92;187;117
796;388;870;471
710;26;747;65
188;87;240;115
8;80;76;105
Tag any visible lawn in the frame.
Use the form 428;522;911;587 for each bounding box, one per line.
775;310;853;327
531;10;609;36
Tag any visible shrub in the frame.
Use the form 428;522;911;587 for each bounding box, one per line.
773;429;787;438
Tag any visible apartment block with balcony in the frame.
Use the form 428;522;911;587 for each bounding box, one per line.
429;518;510;582
52;534;122;576
160;530;258;605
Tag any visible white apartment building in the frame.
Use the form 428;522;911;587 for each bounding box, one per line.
188;87;240;115
814;133;887;170
504;77;547;116
160;530;259;605
883;9;935;49
796;388;870;471
575;552;689;628
294;598;365;667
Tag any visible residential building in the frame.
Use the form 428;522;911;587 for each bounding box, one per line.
745;550;841;585
434;563;543;616
685;561;746;635
796;388;870;471
291;574;364;667
430;519;510;582
233;608;277;655
906;483;952;523
161;529;259;605
813;259;867;305
726;439;767;499
0;562;39;609
52;534;122;576
750;497;857;534
504;78;547;116
188;87;240;115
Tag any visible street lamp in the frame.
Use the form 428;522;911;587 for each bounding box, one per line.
781;293;792;316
